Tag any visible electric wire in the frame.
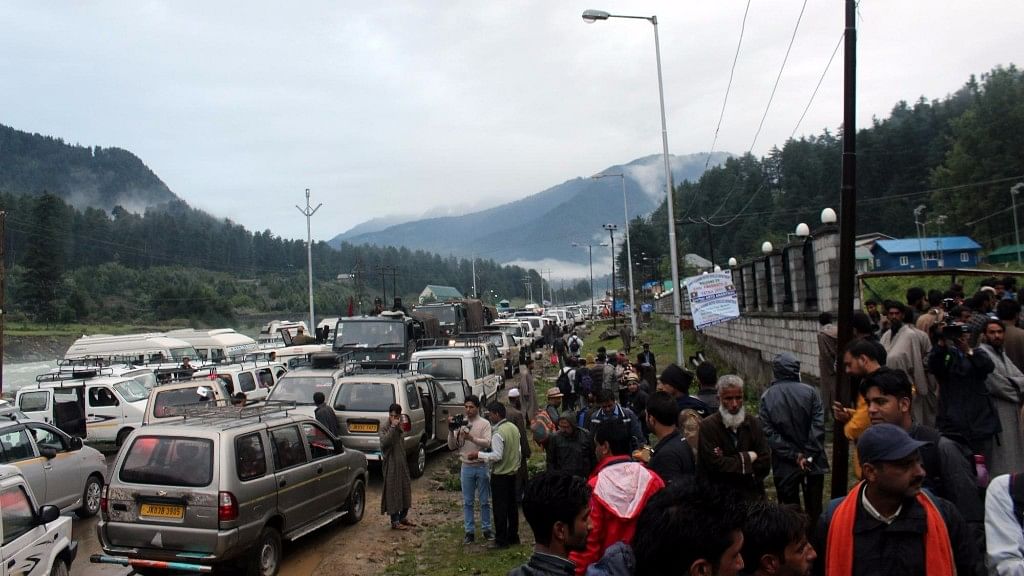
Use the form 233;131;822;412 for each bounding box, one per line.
791;31;845;140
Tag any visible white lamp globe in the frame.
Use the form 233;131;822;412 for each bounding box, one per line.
761;241;774;255
728;257;738;267
795;223;811;237
820;208;837;224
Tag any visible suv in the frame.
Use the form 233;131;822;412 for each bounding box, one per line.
190;360;288;403
296;371;470;479
410;347;499;403
0;465;77;576
17;375;150;447
99;404;368;575
142;378;235;425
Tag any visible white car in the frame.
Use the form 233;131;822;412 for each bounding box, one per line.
17;375;149;447
0;464;77;576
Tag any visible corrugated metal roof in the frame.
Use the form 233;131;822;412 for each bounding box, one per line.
872;237;981;255
988;244;1024;256
421;285;464;299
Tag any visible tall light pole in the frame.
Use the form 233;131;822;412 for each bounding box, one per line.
295;188;321;332
1012;183;1023;265
583;9;683;364
603;224;619;328
573;241;607;314
594;173;638;335
914;205;927;269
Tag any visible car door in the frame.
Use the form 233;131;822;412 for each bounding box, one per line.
15;391;52;425
233;431;277;546
431;380;469;443
267;425;320;532
85;385;121;442
0;483;53;576
299;422;349;511
402;381;425;454
0;427;46;505
25;424;79;511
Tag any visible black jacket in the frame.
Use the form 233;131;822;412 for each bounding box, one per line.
314;404;340;436
648;430;695;485
928;345;1001;441
546;424;596;479
758;355;829;483
508;551;576;576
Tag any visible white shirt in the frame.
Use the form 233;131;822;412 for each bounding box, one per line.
478;419;507;464
861;490;902;525
986;474;1024;576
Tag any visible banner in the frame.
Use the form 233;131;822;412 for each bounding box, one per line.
683;271;740;330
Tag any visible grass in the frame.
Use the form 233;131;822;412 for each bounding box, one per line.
3;321;189;337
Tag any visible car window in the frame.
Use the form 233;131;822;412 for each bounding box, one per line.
120;437;214;487
301;423;335;460
416;358;463;380
269;376;334;405
113;379;149;402
1;486;37;545
18;392;48;413
238;372;257;393
257;369;274;389
89;387;119;407
0;428;34;463
270;426;308;470
436;381;468;405
334;383;396;412
235;433;267;481
153;386;218;418
28;426;66;452
405;382;420;410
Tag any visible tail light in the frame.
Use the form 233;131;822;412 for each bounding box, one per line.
401;414;412;432
218;491;238;523
389;353;398;360
100;485;108;519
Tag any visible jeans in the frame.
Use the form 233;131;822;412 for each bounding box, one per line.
389;509;408;525
461;464;492;534
491;472;519;546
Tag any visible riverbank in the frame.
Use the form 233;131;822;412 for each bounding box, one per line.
3;335;78;363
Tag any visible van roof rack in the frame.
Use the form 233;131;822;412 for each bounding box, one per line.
166;400;299;427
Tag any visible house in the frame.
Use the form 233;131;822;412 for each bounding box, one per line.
870;236;982;271
987;244;1024;265
418;285;464;304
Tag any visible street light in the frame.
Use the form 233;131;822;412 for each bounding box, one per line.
1012;183;1023;265
583;8;684;365
728;257;738;267
594;173;638;336
295;188;322;332
603;224;619;328
573;241;608;314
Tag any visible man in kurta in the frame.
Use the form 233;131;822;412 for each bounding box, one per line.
380;403;414;529
880;301;935;427
817;312;838;411
996;299;1024;372
979;319;1024;477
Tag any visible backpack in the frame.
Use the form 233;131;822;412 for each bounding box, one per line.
577;368;594;397
556;370;572;397
1011;472;1024;528
569;337;581;353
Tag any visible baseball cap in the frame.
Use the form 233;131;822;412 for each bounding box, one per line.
507;388;521;398
857;423;929;464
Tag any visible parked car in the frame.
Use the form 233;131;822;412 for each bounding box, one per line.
99;404;368;576
142;378;235;425
410;347;500;403
17;375;150;447
466;330;519;378
190;359;287;403
0;414;106;517
0;464;77;576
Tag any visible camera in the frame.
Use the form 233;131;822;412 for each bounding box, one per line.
941;321;970;341
941;298;957;311
448;414;468;431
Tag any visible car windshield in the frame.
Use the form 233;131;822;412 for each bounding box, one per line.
436;380;468;404
418;305;458;324
334;382;396;412
482;333;503;347
416;357;463;380
269;376;335;404
113;379;150;402
120;437;214;487
129;372;158;390
169;347;199;362
152;386;218;418
335;321;404;347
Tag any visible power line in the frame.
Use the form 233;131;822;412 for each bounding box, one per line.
748;0;809;154
705;0;752;171
791;31;844;140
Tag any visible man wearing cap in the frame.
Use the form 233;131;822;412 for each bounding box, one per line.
657;363;711;418
505;389;532;501
812;423;977;576
621;372;648;438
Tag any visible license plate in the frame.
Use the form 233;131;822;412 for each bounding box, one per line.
348;422;378;433
140;503;185;519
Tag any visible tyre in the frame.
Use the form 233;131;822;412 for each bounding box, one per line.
51;558;69;576
408;442;427;479
246;526;282;576
76;474;103;518
115;427;133;448
342;478;365;525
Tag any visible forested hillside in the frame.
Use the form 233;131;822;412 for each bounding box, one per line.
622;65;1024;275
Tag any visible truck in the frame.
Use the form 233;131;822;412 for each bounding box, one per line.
411;299;495;337
332;311;439;367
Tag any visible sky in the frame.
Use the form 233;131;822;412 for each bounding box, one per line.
1;1;1019;243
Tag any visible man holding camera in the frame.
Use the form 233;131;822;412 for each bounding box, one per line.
928;320;1001;466
448;395;494;544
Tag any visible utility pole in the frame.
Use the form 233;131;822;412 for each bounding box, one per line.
295;189;321;333
914;205;927;269
1012;183;1023;264
831;0;857;499
471;256;478;298
522;275;534;304
573;242;602;313
604;224;618;328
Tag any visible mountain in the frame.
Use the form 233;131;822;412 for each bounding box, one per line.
333;197;506;243
0;123;179;213
329;152;730;265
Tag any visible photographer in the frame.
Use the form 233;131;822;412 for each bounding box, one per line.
928;321;1001;465
447;395;494;544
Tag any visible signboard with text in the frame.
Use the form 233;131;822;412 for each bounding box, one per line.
683;271;740;330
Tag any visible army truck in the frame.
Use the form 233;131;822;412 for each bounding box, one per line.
332;311;439;367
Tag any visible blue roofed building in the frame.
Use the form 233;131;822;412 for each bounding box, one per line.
870;236;982;271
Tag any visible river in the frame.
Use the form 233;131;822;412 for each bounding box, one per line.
1;360;57;397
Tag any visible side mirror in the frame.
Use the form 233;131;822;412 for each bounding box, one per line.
39;447;58;459
38;505;60;524
70;436;84;450
334;440;345;454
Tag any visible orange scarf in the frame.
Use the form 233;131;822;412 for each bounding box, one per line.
825;481;955;576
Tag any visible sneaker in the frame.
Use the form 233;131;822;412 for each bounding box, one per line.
483;530;495;541
463;533;475;544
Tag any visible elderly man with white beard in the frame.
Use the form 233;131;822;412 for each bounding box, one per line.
698;374;771;501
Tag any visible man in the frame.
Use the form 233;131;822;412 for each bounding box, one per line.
929;319;1001;464
915;289;948;335
621;372;648;437
695;361;721;412
510;472;592;576
906;286;928;323
833;338;886;478
506;389;533;499
568;421;664;575
984;473;1024;576
979;319;1024;476
645;390;696;486
586;389;644;451
817;312;838;411
812;424;977;576
291;326;315;345
552;334;567;369
546;412;596;479
543;387;563;425
741;502;817;576
620;323;633;355
313;391;339;436
658;363;711;417
996;298;1024;371
858;367;986;568
567;332;584;360
879;301;935;427
448;395;494;544
518;359;538;417
759;353;829;525
637;342;657;371
468;402;522;549
698;374;771;501
965;291;995;345
865;300;887;335
593;348;616;395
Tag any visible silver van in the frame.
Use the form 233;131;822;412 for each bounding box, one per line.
98;404;368;575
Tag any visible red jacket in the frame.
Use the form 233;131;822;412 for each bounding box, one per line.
569;455;665;575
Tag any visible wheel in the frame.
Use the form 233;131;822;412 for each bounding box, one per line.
408;442;427;479
343;478;365;525
51;558;69;576
246;526;282;576
76;474;103;518
115;427;133;448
